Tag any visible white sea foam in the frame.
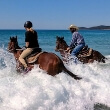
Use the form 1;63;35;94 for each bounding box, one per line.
0;48;110;110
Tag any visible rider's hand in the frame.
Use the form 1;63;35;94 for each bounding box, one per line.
65;47;70;52
65;47;71;54
22;46;26;50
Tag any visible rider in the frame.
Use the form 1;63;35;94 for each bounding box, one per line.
19;21;40;72
66;24;85;63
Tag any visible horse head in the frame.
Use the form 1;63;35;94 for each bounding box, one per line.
8;36;20;52
55;36;68;52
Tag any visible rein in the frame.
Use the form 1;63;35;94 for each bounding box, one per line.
57;49;64;51
16;47;40;51
16;49;24;50
58;48;70;57
7;49;14;52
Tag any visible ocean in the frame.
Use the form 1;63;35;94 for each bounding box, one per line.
0;29;110;110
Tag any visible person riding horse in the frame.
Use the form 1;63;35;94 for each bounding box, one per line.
66;24;85;63
19;21;40;73
8;36;81;80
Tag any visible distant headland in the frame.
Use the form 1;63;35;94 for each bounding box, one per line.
79;25;110;30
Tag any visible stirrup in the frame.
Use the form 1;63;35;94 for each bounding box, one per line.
24;67;31;74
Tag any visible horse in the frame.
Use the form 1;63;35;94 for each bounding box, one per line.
7;36;81;80
55;36;106;63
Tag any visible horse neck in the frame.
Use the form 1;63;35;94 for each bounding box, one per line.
13;50;22;60
59;47;69;57
16;44;21;49
62;43;68;50
59;42;69;57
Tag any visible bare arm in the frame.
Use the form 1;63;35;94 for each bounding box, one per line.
26;42;29;48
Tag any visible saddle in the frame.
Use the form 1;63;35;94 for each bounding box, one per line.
25;48;43;64
77;46;93;58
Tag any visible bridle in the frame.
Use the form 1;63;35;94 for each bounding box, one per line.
8;40;21;52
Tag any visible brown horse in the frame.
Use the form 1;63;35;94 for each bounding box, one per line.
8;36;81;80
55;36;106;63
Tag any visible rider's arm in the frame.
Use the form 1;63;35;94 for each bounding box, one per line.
25;31;30;48
69;33;76;49
66;33;76;52
25;42;29;48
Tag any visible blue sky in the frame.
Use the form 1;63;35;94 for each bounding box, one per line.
0;0;110;29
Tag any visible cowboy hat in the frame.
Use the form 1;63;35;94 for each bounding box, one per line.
68;24;79;30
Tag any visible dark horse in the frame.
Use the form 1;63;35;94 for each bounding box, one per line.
55;36;106;63
8;36;81;80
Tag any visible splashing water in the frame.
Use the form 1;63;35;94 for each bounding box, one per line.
0;48;110;110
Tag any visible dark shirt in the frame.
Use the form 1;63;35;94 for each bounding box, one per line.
25;30;39;48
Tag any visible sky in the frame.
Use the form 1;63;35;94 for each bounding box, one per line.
0;0;110;29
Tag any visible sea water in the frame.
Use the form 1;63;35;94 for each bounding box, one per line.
0;30;110;110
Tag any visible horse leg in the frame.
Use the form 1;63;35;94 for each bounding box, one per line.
16;60;24;73
46;60;62;76
88;59;94;63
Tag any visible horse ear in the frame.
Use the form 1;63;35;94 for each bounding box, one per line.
56;36;58;39
61;37;64;40
10;37;12;40
15;36;17;39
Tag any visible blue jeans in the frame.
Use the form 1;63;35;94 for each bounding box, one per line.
71;44;85;56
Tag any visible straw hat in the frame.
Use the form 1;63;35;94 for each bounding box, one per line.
68;24;79;30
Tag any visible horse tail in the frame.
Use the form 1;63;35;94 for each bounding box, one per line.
58;58;81;80
63;65;82;80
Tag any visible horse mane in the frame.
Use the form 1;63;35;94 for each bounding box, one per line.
56;36;68;47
